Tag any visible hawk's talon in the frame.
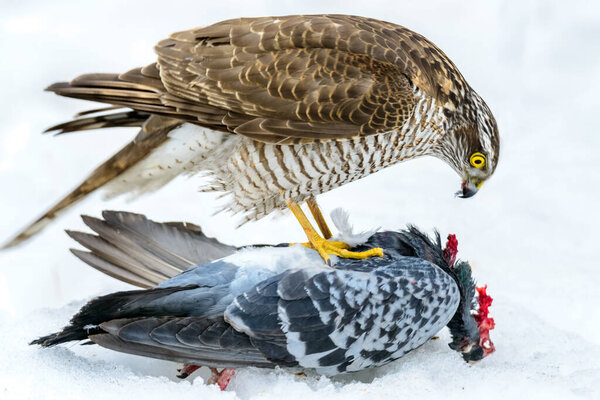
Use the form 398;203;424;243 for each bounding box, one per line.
299;238;384;264
286;198;382;265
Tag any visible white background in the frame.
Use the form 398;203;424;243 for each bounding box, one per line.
0;1;598;399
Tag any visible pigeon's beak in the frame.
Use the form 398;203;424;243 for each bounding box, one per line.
462;339;495;363
460;342;485;363
450;339;485;363
456;180;479;198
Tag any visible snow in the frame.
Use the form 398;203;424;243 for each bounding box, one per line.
0;1;599;399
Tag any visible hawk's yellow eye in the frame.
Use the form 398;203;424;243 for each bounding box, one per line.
470;153;486;168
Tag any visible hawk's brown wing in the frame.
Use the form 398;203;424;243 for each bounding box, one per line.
154;14;468;144
45;15;467;144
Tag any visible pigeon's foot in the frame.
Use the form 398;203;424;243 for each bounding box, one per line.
177;364;235;390
177;363;201;379
286;198;383;266
300;238;383;265
208;368;236;391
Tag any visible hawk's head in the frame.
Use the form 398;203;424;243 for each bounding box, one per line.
434;90;500;198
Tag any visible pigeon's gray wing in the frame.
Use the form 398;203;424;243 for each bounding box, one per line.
68;211;237;288
31;257;277;346
32;283;292;368
90;317;275;369
32;264;245;347
226;258;460;375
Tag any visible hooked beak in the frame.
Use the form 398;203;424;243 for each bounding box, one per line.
456;180;479;198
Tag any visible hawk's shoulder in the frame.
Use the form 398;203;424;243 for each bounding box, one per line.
154;15;465;143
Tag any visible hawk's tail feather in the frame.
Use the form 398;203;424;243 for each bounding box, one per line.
45;65;165;106
0;117;179;250
2;65;233;250
45;109;150;135
43;66;214;125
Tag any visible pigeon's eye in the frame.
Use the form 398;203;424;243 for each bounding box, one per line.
469;153;486;168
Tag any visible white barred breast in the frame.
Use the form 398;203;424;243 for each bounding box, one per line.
205;89;447;222
105;89;447;223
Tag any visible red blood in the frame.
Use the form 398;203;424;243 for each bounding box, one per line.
443;234;458;267
217;369;236;391
209;367;236;391
474;285;496;356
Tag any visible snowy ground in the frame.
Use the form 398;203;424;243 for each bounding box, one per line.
0;1;599;399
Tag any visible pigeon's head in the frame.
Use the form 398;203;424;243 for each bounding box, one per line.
363;228;496;363
443;235;496;363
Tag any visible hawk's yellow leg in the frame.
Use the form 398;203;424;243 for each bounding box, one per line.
286;199;383;266
306;196;332;239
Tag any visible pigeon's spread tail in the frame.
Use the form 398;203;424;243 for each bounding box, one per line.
67;211;237;288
